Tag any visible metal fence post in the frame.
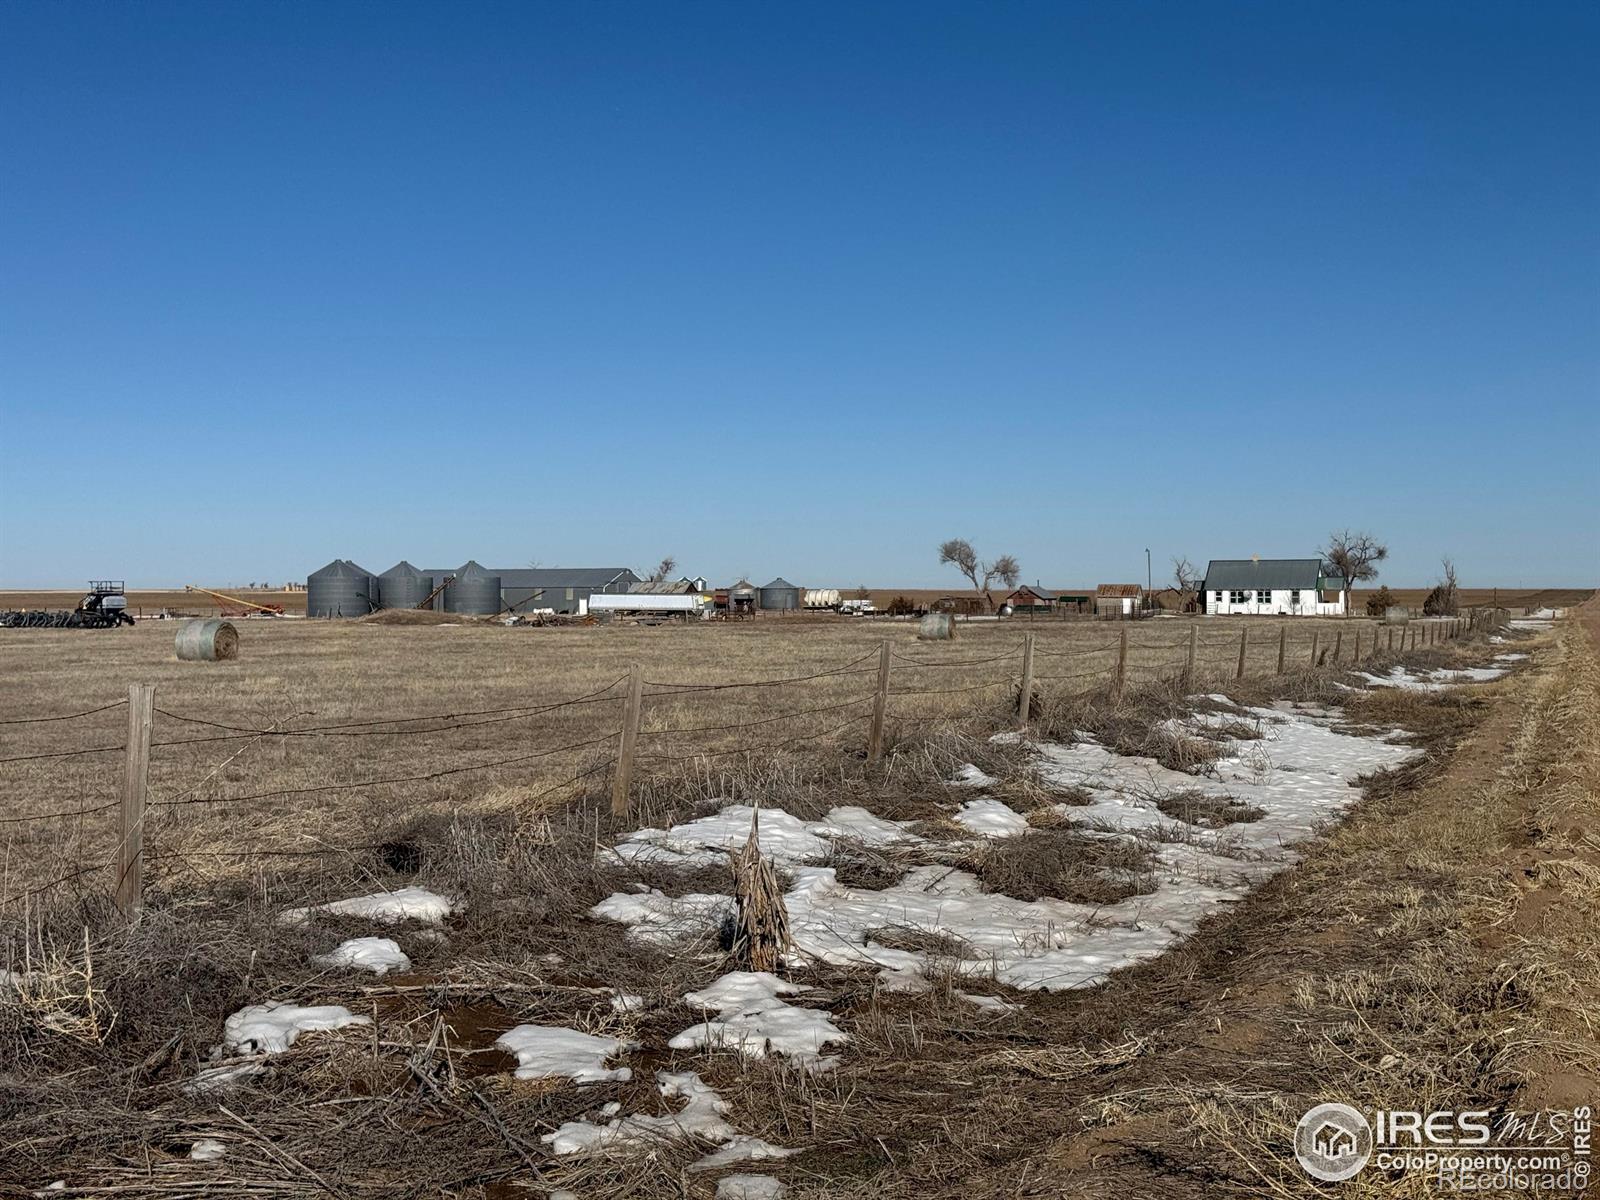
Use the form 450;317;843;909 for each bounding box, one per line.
116;683;155;918
1185;624;1197;688
1235;625;1248;680
868;640;891;762
610;664;643;817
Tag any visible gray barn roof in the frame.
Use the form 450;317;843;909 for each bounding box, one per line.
1203;559;1344;590
423;567;637;589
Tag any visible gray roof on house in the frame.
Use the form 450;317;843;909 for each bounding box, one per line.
424;567;637;589
1203;559;1343;590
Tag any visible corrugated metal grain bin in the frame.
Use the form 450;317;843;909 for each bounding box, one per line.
377;561;433;610
758;577;802;611
446;560;502;615
307;559;375;618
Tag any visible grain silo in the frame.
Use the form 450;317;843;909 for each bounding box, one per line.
445;560;502;615
376;561;433;610
307;559;375;618
758;577;802;612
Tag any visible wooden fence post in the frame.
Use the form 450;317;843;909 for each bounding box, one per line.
1333;629;1343;664
1235;625;1248;680
1310;630;1320;668
116;682;155;918
1276;626;1287;674
1017;633;1035;730
610;664;643;817
868;640;891;762
1353;630;1361;661
1114;627;1129;699
1185;624;1197;688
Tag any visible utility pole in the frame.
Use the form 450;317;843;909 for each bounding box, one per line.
1145;548;1152;595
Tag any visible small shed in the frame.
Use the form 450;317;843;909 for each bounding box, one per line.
1095;584;1144;619
1003;585;1057;614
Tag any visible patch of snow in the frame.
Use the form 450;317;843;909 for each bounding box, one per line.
495;1025;634;1083
223;1002;369;1055
189;1139;226;1161
692;1139;800;1172
952;797;1030;838
607;804;918;869
313;937;411;975
543;1070;791;1158
958;991;1023;1014
599;704;1420;997
716;1176;787;1199
951;763;998;788
591;889;731;944
609;991;645;1013
1354;665;1506;691
282;885;456;926
670;971;845;1070
1495;652;1528;662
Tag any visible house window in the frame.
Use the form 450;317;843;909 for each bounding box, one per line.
1214;591;1224;603
1289;589;1301;605
1256;589;1270;604
565;587;574;601
1229;590;1247;605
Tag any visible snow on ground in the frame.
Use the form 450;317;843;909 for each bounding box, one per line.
495;1025;635;1083
188;1139;226;1161
1354;665;1507;691
313;937;411;975
669;971;846;1070
542;1070;797;1169
607;804;917;868
282;886;456;926
717;1176;786;1199
952;796;1030;838
959;992;1023;1014
223;1002;369;1055
952;764;998;788
598;704;1421;994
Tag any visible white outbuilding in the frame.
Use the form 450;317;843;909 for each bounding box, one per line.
1201;559;1347;616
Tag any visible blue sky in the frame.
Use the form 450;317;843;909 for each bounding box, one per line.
1;1;1595;590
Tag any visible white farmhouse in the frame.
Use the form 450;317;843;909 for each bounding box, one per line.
1201;559;1347;616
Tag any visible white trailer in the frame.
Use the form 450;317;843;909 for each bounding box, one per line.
588;593;709;616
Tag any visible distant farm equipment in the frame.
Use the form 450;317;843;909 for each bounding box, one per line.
0;580;136;628
184;585;285;617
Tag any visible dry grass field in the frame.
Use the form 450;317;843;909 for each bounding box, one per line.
3;611;1416;898
1;603;1590;1198
2;584;1589;621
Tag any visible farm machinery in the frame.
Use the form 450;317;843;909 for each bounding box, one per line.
0;581;136;628
184;585;284;617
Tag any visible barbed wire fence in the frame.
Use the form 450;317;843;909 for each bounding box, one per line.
0;609;1508;914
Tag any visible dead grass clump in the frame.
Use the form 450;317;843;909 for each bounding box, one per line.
866;924;977;959
1034;679;1225;774
960;828;1156;905
1155;789;1265;828
819;844;916;890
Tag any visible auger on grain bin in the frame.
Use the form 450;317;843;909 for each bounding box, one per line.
0;581;135;628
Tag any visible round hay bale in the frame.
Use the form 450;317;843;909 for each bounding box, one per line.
918;613;956;641
175;618;239;662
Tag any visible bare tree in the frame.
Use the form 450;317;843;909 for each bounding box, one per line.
1320;530;1388;614
938;539;1021;611
854;584;871;601
1424;557;1459;616
1171;556;1199;592
645;556;677;583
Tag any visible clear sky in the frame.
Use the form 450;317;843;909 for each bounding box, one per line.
1;1;1595;590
